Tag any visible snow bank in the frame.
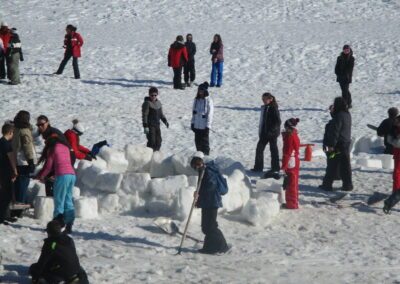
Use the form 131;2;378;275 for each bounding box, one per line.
34;197;54;221
75;197;98;219
241;194;280;226
125;144;153;172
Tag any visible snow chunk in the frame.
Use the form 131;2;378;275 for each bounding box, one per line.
99;147;128;173
97;172;123;193
73;187;80;199
357;158;383;169
171;152;197;176
223;169;251;212
75;197;98;219
26;182;46;205
149;175;189;201
175;186;195;221
353;135;385;154
91;156;108;170
125;144;153;172
150;152;175;178
80;165;104;189
118;191;141;212
214;156;246;176
98;194;119;214
378;154;394;170
121;172;151;195
34;197;54;221
241;195;280;226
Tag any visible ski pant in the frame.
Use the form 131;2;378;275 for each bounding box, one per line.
322;152;341;185
210;61;223;86
146;125;162;151
323;143;352;188
201;208;228;253
8;52;20;84
56;51;80;79
53;174;76;225
284;168;299;209
172;67;183;89
339;82;352;107
30;263;89;284
254;135;280;172
194;128;210;155
0;177;12;223
393;159;400;192
15;165;30;203
0;54;10;79
184;60;195;83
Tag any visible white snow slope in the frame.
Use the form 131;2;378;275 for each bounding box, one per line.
1;0;400;283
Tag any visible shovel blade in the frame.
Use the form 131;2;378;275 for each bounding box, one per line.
153;217;179;235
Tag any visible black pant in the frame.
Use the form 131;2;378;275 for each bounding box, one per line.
0;177;13;223
0;55;10;79
184;61;195;83
254;135;280;171
339;82;352;107
385;191;400;210
194;128;210;155
322;152;341;185
146;125;162;151
56;51;80;79
173;67;183;89
323;144;352;188
201;208;228;253
30;263;89;284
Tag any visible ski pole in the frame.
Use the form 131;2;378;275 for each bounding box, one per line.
177;168;205;255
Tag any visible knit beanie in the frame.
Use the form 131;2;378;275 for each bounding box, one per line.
197;82;209;97
72;119;85;135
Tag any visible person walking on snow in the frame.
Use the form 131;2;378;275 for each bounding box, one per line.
209;34;224;87
191;82;214;155
191;152;229;254
184;33;196;87
64;119;94;161
142;87;169;151
0;22;11;80
252;93;281;179
168;35;188;90
281;118;301;209
6;28;24;85
377;107;399;155
55;24;83;79
335;44;354;108
383;116;400;213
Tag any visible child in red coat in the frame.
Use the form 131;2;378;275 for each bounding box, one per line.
281;118;300;209
64;119;92;161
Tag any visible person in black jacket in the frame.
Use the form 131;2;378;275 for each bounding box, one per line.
142;87;169;151
6;28;23;85
184;34;196;87
252;93;281;179
321;97;353;191
29;220;88;284
335;44;355;108
377;107;399;154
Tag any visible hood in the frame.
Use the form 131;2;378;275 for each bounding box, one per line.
170;41;185;49
144;96;162;109
340;48;353;57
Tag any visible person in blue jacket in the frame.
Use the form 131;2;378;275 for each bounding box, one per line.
191;152;229;254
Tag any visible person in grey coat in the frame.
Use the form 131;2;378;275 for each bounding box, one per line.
6;28;23;85
322;97;353;191
142;87;169;151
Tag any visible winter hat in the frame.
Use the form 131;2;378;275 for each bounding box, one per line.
72;119;85;135
0;22;8;27
190;151;205;169
343;44;350;50
388;107;399;119
284;118;300;129
46;220;62;237
148;86;158;95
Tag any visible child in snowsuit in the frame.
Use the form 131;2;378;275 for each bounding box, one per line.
191;82;214;155
191;152;229;254
142;87;169;151
209;34;224;87
281;118;300;209
55;24;83;79
377;107;399;154
383;116;400;213
29;220;88;284
335;44;355;108
64;119;94;161
168;35;188;89
6;28;23;85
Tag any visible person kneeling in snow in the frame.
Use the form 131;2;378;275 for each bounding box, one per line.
64;119;94;161
29;220;88;284
281;118;300;209
191;152;230;254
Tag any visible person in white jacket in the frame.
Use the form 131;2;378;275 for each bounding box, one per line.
191;82;214;155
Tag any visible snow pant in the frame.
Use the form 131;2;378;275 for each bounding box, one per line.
56;51;80;79
194;128;210;155
393;159;400;192
284;168;299;209
53;174;76;225
15;166;30;203
254;135;280;172
0;55;10;79
339;82;352;107
146;125;162;151
172;67;183;89
201;208;228;253
0;177;12;223
323;143;352;188
8;52;20;84
210;61;223;87
322;152;341;185
30;263;89;284
184;60;196;83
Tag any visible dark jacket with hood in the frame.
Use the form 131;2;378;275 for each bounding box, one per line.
325;111;352;148
168;41;188;68
335;49;354;84
377;117;397;154
7;29;23;61
258;103;281;138
142;97;167;127
185;40;196;62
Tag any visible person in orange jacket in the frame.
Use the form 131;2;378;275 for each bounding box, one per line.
64;119;93;161
168;35;188;90
281;118;300;209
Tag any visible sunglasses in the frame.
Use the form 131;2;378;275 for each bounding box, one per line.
36;122;47;127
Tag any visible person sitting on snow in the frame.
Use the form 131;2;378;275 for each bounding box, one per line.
377;107;399;155
191;152;230;254
64;119;94;161
29;220;88;284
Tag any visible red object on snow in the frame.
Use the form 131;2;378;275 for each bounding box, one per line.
168;44;188;68
393;147;400;192
64;129;90;160
300;143;315;162
65;32;84;57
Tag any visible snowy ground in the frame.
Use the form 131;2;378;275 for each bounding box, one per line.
1;0;400;283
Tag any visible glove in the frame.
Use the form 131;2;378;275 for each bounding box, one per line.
28;159;35;173
165;121;169;128
84;153;93;161
144;127;149;135
191;124;195;132
89;152;97;160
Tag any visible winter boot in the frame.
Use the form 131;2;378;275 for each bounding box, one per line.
262;170;280;180
64;223;73;234
53;214;65;228
383;191;400;214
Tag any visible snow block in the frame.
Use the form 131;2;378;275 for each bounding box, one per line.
121;172;151;195
241;195;280;226
75;197;98;219
223;169;251;212
171;152;197;176
312;148;326;158
255;179;285;203
91;156;108;170
98;147;128;173
118;191;141;212
149;175;189;201
214;156;247;176
26;182;46;205
80;164;104;189
73;187;80;199
96;172;123;193
145;199;174;215
34;197;54;221
357;158;383;169
353;135;385;154
175;186;195;221
125;144;153;172
378;154;395;170
150;152;175;178
187;175;198;188
98;194;119;214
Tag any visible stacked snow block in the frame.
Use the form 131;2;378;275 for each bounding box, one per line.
222;169;251;213
75;197;98;219
241;193;280;226
255;179;285;204
34;197;54;221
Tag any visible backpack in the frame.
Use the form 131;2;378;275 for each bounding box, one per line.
207;162;228;195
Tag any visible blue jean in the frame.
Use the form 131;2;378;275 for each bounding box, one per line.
53;174;76;224
210;61;223;86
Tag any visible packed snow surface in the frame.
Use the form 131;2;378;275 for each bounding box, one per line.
1;0;400;283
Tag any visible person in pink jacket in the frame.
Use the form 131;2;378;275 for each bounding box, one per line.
37;134;76;234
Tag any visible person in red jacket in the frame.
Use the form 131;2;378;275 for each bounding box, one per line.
281;118;301;209
168;35;188;90
55;25;83;79
0;22;12;80
64;119;93;161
